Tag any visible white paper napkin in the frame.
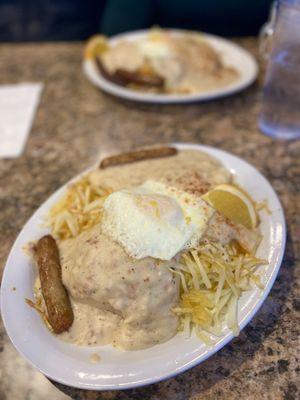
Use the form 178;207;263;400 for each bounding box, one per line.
0;83;43;158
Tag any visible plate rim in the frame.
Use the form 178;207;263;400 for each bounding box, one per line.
83;29;259;104
1;143;286;390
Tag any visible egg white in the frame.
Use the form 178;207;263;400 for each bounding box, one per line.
102;181;214;260
138;39;171;59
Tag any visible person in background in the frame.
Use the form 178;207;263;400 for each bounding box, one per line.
0;0;106;41
0;0;273;42
101;0;274;37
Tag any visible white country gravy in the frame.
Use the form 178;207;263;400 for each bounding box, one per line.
101;35;239;94
59;228;178;350
89;150;232;194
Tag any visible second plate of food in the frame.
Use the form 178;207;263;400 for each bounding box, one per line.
1;143;285;390
83;29;258;103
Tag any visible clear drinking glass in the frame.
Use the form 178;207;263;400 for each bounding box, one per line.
259;0;300;140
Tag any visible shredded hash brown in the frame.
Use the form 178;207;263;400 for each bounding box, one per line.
172;241;267;344
45;175;112;240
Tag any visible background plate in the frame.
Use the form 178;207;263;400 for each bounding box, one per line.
83;29;258;103
1;143;285;390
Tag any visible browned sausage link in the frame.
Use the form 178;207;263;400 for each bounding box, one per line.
114;68;165;88
95;57;164;88
36;235;74;334
95;57;128;86
100;147;178;169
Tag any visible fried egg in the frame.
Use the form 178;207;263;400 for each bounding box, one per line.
138;39;171;59
102;180;214;260
137;38;183;87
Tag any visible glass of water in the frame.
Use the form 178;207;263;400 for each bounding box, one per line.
259;0;300;140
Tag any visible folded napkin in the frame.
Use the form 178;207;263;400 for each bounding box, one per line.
0;83;43;158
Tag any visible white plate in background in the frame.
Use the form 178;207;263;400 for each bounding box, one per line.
83;29;258;103
1;143;285;390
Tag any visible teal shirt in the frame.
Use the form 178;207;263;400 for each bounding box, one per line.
100;0;273;37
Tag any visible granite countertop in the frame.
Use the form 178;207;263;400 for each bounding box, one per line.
0;39;299;400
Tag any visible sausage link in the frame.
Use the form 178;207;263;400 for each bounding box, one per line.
95;57;165;88
36;235;74;334
100;147;178;169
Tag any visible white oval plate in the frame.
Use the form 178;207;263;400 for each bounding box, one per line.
1;144;285;390
83;29;258;103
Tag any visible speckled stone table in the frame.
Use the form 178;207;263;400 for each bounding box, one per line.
0;39;299;400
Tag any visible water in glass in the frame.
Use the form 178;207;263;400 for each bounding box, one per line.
259;0;300;140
